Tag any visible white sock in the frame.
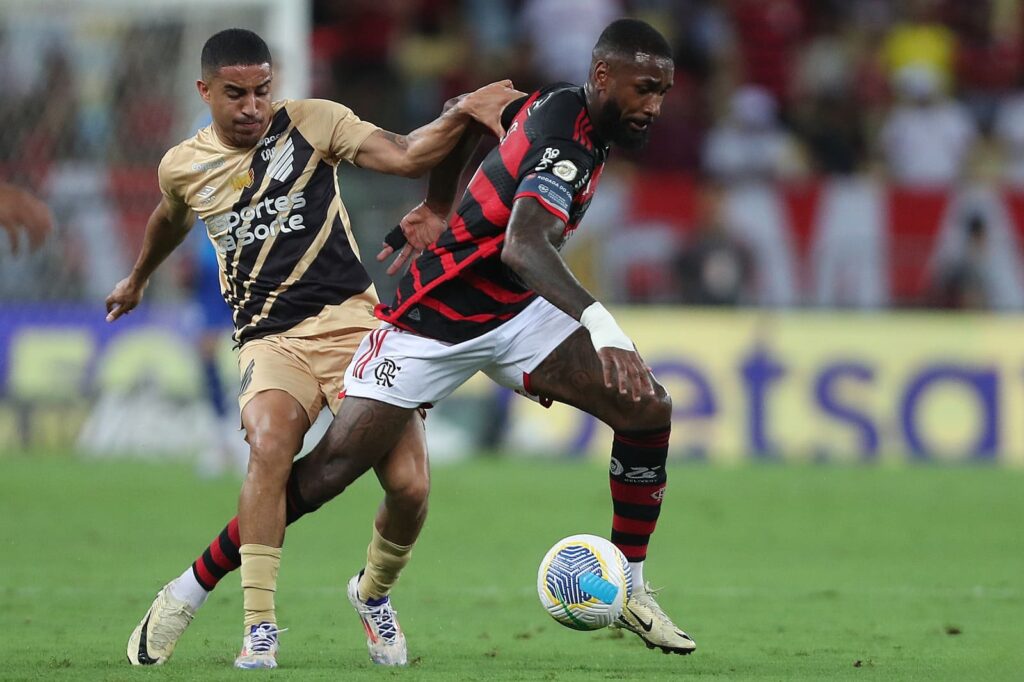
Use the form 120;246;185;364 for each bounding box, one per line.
168;567;210;610
628;561;645;592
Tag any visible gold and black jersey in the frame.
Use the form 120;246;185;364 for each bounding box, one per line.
159;99;381;345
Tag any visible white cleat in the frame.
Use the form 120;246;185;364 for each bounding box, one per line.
234;622;283;669
126;585;197;665
347;573;408;666
614;583;697;655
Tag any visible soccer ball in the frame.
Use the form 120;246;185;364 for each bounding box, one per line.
537;534;631;631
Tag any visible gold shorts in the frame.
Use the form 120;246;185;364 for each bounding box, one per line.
237;326;373;426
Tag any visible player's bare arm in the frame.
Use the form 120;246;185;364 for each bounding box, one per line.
105;197;193;322
501;197;655;401
376;125;486;274
353;80;521;178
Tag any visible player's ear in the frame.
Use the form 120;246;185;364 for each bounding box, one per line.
592;60;611;92
196;79;211;103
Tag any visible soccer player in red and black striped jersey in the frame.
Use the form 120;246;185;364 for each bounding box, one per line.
287;18;696;655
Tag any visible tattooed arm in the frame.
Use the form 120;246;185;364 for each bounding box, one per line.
353;80;521;178
502;198;655;400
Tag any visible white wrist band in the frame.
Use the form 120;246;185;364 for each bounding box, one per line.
580;302;633;351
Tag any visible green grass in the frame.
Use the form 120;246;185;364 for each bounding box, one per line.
2;455;1022;681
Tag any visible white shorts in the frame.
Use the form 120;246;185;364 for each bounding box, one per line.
342;297;581;409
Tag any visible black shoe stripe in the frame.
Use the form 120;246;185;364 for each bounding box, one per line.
136;611;158;665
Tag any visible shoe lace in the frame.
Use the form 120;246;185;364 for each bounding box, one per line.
246;623;287;655
148;602;194;651
634;583;671;620
362;600;400;643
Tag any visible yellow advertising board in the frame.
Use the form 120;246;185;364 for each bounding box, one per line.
489;310;1024;465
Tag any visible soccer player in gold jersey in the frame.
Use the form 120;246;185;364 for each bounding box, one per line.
106;28;518;669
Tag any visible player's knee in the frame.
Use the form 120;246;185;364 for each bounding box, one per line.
607;383;672;430
245;429;300;483
646;386;673;424
387;474;430;515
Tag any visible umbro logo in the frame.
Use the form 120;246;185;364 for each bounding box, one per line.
197;185;217;205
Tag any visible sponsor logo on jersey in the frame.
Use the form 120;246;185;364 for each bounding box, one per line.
192;158;225;172
206;191;307;253
374;358;401;387
231;168;255;190
552;159;578;182
624;465;663;480
609;457;624;476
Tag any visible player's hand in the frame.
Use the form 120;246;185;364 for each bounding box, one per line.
0;183;53;254
460;80;525;138
105;277;147;322
597;346;657;402
376;202;447;276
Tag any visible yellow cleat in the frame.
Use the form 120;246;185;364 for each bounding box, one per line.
614;583;697;655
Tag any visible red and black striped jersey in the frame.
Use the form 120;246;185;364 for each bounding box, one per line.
377;83;610;343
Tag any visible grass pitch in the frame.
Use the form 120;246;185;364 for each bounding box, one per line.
2;454;1022;680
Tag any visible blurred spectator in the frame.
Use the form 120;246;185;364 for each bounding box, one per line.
952;0;1021;128
799;92;867;175
729;0;806;103
880;0;956;92
992;84;1024;185
879;65;977;186
792;7;868;176
311;0;405;129
108;26;181;163
928;212;993;308
516;0;623;88
673;181;753;305
703;85;804;183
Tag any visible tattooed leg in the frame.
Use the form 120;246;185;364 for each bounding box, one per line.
290;398;417;511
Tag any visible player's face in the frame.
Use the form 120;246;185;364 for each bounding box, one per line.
197;63;273;148
592;55;673;150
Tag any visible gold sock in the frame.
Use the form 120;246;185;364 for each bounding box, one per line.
357;526;414;600
240;544;281;630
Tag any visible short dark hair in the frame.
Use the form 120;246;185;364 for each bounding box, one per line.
593;18;673;64
201;28;272;80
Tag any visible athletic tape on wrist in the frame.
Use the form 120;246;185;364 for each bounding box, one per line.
580;302;633;351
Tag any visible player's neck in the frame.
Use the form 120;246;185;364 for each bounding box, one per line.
582;82;610;148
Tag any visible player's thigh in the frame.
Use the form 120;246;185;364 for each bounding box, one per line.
343;326;489;409
238;336;324;426
295;397;417;509
306;326;375;416
372;412;429;498
526;328;669;429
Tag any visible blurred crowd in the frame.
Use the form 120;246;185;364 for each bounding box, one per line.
4;0;1024;310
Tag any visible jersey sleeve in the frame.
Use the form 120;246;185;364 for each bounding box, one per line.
291;99;380;165
156;147;189;211
501;94;530;132
513;137;595;223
